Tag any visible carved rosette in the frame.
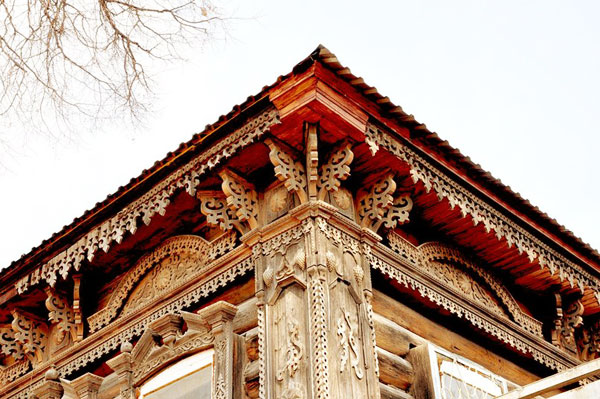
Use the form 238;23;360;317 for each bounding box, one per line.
357;174;412;232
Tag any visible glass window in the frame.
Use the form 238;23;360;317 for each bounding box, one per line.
139;349;213;399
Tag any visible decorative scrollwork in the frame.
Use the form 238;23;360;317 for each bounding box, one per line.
277;320;303;384
266;139;308;203
220;169;259;230
0;326;24;360
318;143;353;200
15;107;280;294
10;310;47;364
365;121;600;304
88;233;237;333
45;288;76;344
387;231;543;337
197;192;243;233
357;174;412;232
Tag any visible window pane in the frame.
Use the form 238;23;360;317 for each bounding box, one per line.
144;364;212;399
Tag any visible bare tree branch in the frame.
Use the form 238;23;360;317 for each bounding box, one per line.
0;0;224;136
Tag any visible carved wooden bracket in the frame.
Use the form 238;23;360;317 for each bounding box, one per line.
357;174;412;232
317;142;354;201
68;373;104;399
265;138;308;204
580;319;600;361
10;309;48;364
197;191;245;233
0;325;24;361
551;294;584;357
45;288;79;346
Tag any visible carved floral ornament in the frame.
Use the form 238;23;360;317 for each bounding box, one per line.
364;122;600;304
15;107;281;294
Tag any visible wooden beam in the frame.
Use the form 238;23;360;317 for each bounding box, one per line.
497;358;600;399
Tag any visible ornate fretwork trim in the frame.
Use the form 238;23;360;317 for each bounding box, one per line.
365;122;600;303
387;231;543;337
15;107;280;294
356;174;412;232
317;143;354;201
266;139;308;203
88;233;236;334
369;245;575;371
3;253;253;399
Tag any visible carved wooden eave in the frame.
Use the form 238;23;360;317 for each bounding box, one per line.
4;45;600;399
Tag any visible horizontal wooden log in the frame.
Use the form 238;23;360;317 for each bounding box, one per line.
374;313;423;357
245;326;259;361
232;296;257;334
373;289;543;386
377;347;414;390
380;382;414;399
244;359;259;381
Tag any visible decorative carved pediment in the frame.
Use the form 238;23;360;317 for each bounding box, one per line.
87;233;237;334
106;302;238;399
387;231;543;337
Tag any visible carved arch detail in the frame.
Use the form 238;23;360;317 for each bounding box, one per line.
387;231;543;337
88;233;237;334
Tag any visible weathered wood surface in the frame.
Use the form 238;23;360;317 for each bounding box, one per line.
377;347;414;390
380;382;415;399
373;289;543;386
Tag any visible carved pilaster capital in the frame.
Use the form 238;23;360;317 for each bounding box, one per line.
70;373;104;399
198;301;238;336
33;367;63;399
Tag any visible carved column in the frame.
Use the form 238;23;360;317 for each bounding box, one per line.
70;373;104;399
199;301;238;399
106;342;134;399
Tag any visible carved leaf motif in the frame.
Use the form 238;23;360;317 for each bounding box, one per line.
318;143;354;200
265;139;308;203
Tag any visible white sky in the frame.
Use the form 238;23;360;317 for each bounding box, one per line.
1;0;599;268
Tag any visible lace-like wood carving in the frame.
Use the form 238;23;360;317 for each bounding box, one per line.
11;310;48;364
365;121;600;304
220;169;259;231
45;288;78;345
15;107;279;294
387;231;543;337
